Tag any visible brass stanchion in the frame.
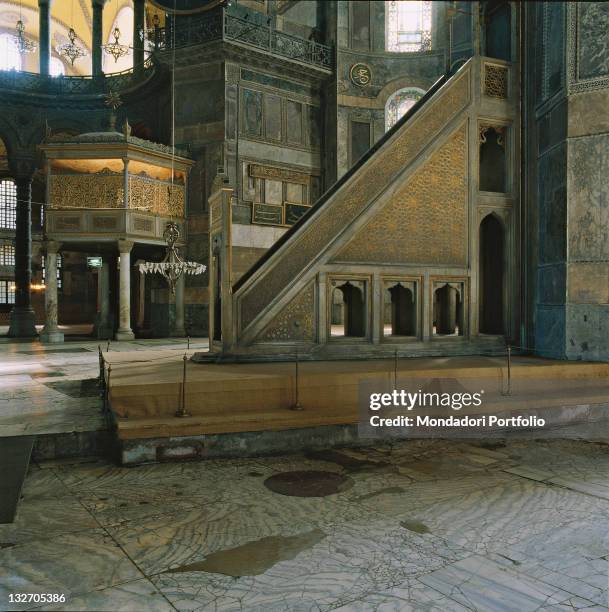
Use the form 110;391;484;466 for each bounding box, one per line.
106;339;110;352
289;320;303;411
506;344;512;396
394;348;398;390
187;335;190;350
290;347;303;411
176;353;191;417
105;365;112;413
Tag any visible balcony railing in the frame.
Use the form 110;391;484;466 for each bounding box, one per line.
159;10;333;71
0;57;156;96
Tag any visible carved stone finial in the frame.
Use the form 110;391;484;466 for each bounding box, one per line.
123;118;131;138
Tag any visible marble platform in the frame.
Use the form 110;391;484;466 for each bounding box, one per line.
103;353;609;463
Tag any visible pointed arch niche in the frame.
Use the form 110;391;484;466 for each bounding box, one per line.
478;213;505;335
330;279;366;338
383;279;418;338
432;280;465;336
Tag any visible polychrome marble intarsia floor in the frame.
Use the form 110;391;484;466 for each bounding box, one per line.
2;439;609;611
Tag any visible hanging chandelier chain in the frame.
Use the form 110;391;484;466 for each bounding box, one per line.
58;0;86;66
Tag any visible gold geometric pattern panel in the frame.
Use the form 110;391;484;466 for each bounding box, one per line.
484;63;508;99
129;176;184;217
258;282;315;342
49;175;123;209
334;124;468;266
239;69;471;330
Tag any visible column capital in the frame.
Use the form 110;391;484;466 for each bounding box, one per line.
9;157;37;180
38;0;53;6
118;239;135;253
45;240;62;254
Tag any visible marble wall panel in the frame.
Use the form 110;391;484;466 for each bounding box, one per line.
243;89;263;138
577;2;609;81
534;304;566;358
567;263;609;304
537;264;566;305
538;142;567;265
568;134;609;261
566;303;609;360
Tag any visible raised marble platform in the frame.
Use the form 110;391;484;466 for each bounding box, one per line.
103;353;609;464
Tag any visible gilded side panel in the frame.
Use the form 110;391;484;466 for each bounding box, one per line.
334;124;468;266
257;282;316;342
129;176;185;217
240;69;471;330
49;174;123;209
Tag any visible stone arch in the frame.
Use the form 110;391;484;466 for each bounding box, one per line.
385;86;427;131
479;213;505;334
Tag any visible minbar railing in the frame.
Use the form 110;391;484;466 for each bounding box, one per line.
158;10;333;71
0;57;155;96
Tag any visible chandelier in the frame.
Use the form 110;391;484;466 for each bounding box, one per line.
58;27;86;65
103;26;130;63
13;19;36;55
138;222;206;294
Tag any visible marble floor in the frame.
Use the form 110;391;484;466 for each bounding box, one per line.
0;335;207;437
1;439;609;611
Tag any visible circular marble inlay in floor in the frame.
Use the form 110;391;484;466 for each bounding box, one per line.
264;470;353;497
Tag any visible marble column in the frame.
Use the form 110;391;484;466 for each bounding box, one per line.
40;241;63;343
94;260;112;339
8;171;37;338
115;240;135;341
133;0;145;72
92;0;104;76
38;0;52;75
173;274;186;336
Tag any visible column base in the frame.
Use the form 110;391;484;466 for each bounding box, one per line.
40;329;64;343
171;328;186;338
7;307;38;338
115;329;135;341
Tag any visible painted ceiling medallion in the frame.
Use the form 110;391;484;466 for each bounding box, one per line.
350;63;372;87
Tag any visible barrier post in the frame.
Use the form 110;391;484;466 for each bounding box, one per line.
175;353;191;417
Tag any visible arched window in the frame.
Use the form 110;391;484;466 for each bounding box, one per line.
386;1;432;53
50;57;65;76
385;87;425;130
103;6;134;73
0;179;17;229
0;34;21;71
